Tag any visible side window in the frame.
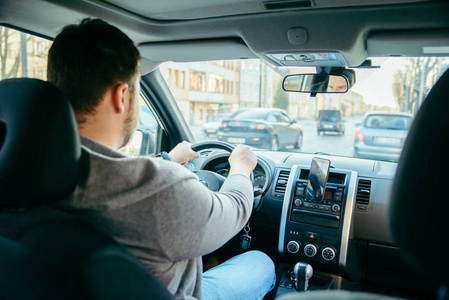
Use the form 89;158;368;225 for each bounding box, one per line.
266;113;277;123
119;96;160;157
0;25;159;158
0;26;51;81
277;112;291;123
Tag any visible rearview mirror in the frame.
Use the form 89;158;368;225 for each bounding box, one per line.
283;67;356;95
283;74;349;93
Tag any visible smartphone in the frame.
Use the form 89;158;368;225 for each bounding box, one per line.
305;158;331;203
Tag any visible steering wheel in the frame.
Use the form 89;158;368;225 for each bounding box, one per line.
191;141;235;153
191;141;254;192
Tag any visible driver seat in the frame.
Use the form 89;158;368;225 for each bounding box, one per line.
0;78;174;300
276;68;449;300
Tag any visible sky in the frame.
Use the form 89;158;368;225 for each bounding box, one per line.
351;58;403;109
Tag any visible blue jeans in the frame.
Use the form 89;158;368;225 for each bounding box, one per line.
202;250;276;300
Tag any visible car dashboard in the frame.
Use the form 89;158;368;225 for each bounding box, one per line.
189;148;396;243
186;148;418;297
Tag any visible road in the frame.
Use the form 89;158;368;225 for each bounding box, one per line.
190;116;362;158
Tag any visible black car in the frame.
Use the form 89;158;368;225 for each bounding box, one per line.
316;110;345;135
217;108;303;150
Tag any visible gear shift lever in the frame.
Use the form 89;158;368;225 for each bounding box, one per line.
293;262;313;292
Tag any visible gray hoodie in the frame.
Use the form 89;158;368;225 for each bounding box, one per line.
67;136;254;299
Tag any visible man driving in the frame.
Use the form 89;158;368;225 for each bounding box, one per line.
47;18;275;300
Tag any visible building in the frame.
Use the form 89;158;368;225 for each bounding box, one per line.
160;61;241;125
160;59;276;126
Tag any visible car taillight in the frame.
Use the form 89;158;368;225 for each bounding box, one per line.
219;123;226;128
336;122;340;128
355;128;364;141
317;121;320;127
256;124;265;130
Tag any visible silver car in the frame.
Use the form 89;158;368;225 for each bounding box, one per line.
354;112;413;162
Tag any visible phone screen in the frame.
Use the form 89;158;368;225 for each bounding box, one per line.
305;158;331;203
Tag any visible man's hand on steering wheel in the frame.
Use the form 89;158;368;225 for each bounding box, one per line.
228;144;257;180
167;141;256;181
188;141;257;192
167;141;200;165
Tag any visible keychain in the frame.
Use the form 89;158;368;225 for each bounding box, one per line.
240;222;252;251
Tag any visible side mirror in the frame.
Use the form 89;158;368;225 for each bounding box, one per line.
121;129;155;157
137;129;156;155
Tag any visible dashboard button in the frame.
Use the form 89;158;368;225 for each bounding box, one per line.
318;204;331;211
322;205;331;211
294;198;303;207
304;231;321;241
332;204;341;212
296;186;305;195
288;229;300;236
287;241;301;254
322;247;336;261
304;244;318;257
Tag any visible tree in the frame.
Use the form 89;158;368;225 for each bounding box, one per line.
0;27;21;80
392;57;441;115
273;84;289;110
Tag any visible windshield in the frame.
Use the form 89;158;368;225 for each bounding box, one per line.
160;57;449;162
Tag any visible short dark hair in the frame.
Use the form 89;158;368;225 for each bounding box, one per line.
47;18;140;118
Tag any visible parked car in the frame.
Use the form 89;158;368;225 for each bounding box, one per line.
354;111;413;162
217;108;303;150
202;113;232;137
316;110;345;135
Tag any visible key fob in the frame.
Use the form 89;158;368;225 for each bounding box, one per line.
240;234;252;250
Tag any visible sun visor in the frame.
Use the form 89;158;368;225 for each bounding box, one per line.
138;38;257;73
367;29;449;57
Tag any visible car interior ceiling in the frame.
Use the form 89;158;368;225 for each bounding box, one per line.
1;0;449;299
0;1;448;73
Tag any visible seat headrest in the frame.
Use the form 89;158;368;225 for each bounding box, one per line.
390;69;449;282
0;78;82;209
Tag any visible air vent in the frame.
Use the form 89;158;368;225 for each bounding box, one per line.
275;170;290;194
356;179;371;205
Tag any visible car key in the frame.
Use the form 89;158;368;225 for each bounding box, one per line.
240;233;252;250
240;222;252;250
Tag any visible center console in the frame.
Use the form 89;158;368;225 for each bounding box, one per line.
277;161;359;295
